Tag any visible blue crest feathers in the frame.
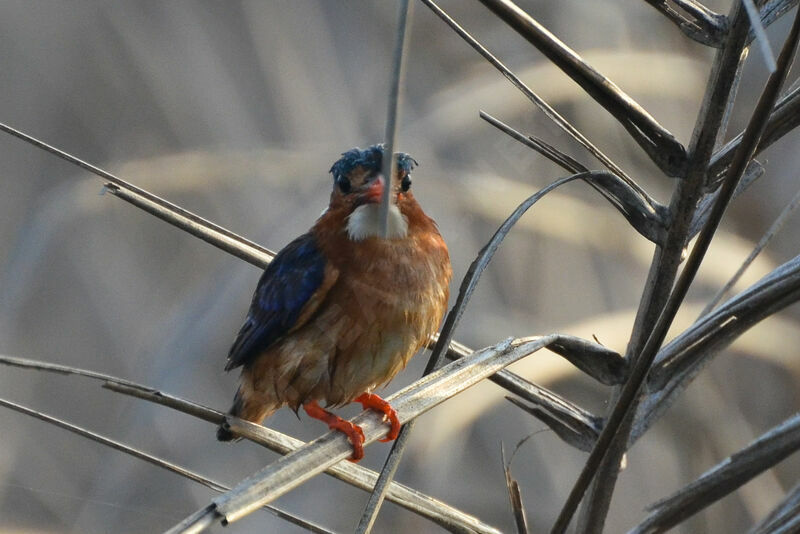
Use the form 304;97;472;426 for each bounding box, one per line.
329;144;417;183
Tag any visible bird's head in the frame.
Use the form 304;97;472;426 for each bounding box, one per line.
326;144;420;241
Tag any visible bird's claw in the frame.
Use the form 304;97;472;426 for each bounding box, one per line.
303;400;366;461
354;393;401;442
329;419;366;462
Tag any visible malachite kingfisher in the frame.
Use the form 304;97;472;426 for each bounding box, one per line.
217;145;452;461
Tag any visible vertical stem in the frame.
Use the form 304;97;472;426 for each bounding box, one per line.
563;3;753;532
379;0;413;238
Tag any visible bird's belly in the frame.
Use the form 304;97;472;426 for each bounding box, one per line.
325;319;421;406
257;286;439;409
329;263;447;402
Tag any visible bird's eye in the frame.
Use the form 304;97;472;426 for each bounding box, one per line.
337;177;351;194
401;175;411;192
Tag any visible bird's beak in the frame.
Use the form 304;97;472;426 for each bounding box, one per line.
361;175;386;204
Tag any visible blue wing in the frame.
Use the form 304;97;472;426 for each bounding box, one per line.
225;233;330;371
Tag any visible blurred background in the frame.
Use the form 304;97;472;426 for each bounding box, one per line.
1;1;799;532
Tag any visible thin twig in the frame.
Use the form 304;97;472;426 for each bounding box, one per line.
378;0;412;240
479;111;587;174
0;397;333;534
743;0;778;71
0;354;141;385
506;397;598;452
105;183;274;268
501;443;530;534
701;185;800;316
355;422;413;534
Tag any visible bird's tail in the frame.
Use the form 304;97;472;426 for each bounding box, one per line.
216;387;244;441
216;426;238;441
216;386;278;441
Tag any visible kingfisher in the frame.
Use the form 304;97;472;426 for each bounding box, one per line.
217;145;452;461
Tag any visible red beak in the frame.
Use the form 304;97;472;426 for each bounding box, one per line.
363;176;385;204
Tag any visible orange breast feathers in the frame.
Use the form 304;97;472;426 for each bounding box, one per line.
299;191;451;406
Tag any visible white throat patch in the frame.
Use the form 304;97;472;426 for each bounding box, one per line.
346;204;408;241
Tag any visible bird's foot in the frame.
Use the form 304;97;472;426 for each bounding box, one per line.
354;393;401;442
303;400;366;462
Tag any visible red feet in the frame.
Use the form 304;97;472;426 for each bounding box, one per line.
302;394;401;461
303;401;366;461
354;393;401;442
